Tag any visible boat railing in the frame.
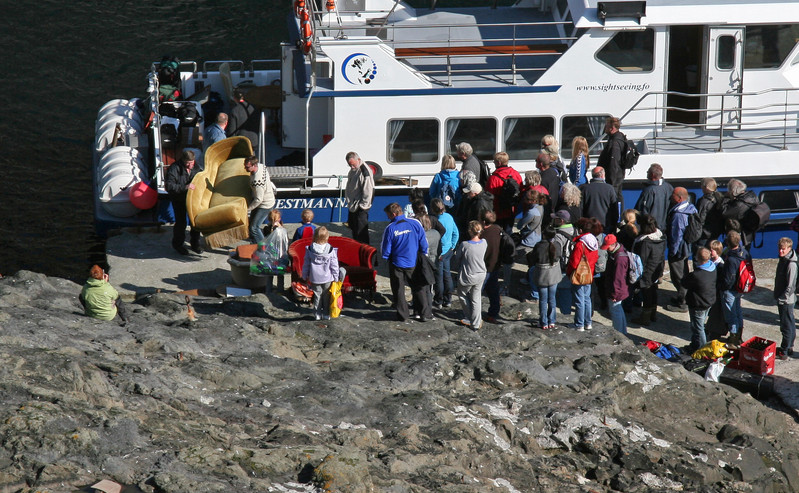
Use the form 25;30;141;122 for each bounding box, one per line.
310;8;573;85
589;87;799;155
200;59;281;76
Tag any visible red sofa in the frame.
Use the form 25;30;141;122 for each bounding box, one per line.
288;236;377;297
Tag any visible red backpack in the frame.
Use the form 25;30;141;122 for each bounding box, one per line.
736;258;756;294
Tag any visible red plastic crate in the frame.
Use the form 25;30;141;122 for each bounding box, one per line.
728;337;776;376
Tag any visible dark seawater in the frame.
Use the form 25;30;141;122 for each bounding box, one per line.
0;0;283;282
0;0;499;282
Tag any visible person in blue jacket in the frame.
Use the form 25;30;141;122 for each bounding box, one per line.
382;202;429;321
428;154;461;213
431;198;459;308
665;187;698;312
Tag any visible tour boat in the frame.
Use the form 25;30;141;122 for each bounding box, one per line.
93;0;799;257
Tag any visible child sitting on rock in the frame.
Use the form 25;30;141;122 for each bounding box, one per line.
292;208;317;242
302;226;340;320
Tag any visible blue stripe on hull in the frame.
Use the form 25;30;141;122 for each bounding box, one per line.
310;85;561;98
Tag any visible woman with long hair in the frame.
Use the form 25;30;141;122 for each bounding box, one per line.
569;136;590;186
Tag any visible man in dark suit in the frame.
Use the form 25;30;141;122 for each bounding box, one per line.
579;166;617;232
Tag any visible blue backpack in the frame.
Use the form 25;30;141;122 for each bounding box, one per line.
439;181;456;208
624;251;643;285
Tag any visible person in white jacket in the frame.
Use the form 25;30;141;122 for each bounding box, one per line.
244;155;276;243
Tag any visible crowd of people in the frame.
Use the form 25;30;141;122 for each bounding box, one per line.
82;116;795;361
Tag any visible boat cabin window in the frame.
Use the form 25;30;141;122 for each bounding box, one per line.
560;115;611;159
387;119;439;163
447;118;497;161
596;29;654;72
716;35;736;70
760;190;799;213
503;117;555;160
744;25;799;69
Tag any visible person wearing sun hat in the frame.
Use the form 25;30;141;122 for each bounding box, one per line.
601;233;630;334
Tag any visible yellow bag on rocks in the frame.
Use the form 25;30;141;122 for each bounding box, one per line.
692;340;729;360
329;281;343;318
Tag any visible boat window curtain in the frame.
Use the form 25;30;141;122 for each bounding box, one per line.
388;120;405;151
587;116;606;148
446;119;461;151
503;118;519;149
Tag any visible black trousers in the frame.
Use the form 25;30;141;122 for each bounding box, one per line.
668;255;690;305
172;194;200;247
348;207;370;245
389;264;414;321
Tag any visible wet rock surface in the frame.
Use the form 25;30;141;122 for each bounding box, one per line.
1;270;798;492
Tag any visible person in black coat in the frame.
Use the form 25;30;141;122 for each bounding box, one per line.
597;116;627;206
456;182;494;240
694;177;725;249
227;88;260;154
165;149;202;255
683;247;718;352
631;215;666;325
720;178;759;248
634;163;673;231
579;166;617;233
537;153;561;209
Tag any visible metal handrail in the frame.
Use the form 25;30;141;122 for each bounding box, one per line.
587;87;799;155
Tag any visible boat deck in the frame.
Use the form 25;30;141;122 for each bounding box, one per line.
321;7;569;87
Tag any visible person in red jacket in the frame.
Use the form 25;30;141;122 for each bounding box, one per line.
486;152;523;232
567;217;600;331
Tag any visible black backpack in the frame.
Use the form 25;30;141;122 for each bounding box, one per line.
478;159;491;187
622;139;640;171
744;201;771;231
556;230;576;271
683;211;703;245
499;229;516;264
158;55;181;86
498;175;521;211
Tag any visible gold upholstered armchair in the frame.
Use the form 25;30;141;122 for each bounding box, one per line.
186;136;253;248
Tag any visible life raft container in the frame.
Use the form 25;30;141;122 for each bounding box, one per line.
97;146;148;217
95;98;143;153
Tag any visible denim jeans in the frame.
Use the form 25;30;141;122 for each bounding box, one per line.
721;289;743;334
572;284;592;328
609;299;628;334
250;207;271;243
538;284;557;327
778;303;796;351
556;274;573;315
486;270;501;317
688;307;710;351
527;266;540;300
435;249;454;305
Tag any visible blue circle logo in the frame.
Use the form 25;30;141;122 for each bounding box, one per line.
342;53;378;85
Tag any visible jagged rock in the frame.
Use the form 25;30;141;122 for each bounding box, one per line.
0;270;797;491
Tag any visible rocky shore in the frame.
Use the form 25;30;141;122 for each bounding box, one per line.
1;269;799;492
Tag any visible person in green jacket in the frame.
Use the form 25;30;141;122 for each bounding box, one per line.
79;265;128;324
